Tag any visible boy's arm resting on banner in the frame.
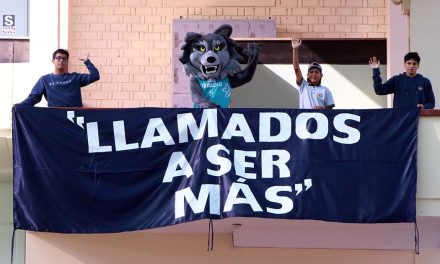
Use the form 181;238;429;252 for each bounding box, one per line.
422;79;436;109
325;88;336;109
17;77;46;106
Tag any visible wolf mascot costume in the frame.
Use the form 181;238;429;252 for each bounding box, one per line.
179;24;260;108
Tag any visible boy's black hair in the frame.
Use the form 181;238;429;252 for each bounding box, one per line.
404;52;420;64
52;49;69;60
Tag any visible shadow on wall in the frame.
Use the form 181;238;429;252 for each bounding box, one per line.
232;65;299;108
232;39;388;109
324;64;388;109
232;64;388;109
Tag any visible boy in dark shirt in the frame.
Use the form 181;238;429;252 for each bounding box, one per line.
19;49;100;107
369;52;435;109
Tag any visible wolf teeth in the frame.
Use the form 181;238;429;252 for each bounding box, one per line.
202;65;218;75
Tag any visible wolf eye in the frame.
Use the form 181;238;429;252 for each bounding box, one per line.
214;45;220;51
198;46;206;52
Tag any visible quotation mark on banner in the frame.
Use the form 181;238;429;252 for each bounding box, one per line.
294;179;312;196
67;111;85;129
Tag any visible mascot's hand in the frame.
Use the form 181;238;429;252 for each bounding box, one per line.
243;43;260;61
221;59;241;79
184;64;204;79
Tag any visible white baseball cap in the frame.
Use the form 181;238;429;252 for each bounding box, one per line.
308;62;322;72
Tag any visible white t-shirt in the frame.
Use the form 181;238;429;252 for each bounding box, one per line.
298;78;335;109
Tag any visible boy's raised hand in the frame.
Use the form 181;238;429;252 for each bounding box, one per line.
291;38;302;49
369;56;380;68
79;53;90;62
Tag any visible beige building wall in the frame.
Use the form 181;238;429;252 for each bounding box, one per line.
26;232;440;264
8;0;440;263
410;0;440;104
68;0;388;108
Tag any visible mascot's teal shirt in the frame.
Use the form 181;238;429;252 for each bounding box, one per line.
195;77;231;108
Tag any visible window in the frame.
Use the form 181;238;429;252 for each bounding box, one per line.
0;0;29;63
0;0;28;37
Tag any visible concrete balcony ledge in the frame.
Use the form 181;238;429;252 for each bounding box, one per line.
417;113;440;217
0;128;11;137
146;217;439;251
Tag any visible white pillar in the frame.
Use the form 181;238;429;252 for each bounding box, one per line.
411;0;440;106
387;0;410;108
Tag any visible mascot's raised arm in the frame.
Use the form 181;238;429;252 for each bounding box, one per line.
179;24;260;108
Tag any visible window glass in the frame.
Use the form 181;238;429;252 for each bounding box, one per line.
0;0;28;37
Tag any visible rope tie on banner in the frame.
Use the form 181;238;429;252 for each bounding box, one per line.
10;228;16;264
414;221;420;254
207;219;214;252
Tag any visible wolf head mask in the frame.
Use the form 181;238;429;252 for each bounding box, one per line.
179;24;260;108
179;24;243;80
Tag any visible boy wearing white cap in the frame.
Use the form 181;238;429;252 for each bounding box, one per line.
291;38;335;109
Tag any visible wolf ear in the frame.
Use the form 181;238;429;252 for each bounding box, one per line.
214;24;233;37
184;32;202;43
179;32;202;64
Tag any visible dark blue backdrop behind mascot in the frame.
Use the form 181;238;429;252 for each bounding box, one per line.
179;24;260;108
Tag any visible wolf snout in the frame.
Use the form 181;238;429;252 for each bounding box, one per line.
207;56;216;63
